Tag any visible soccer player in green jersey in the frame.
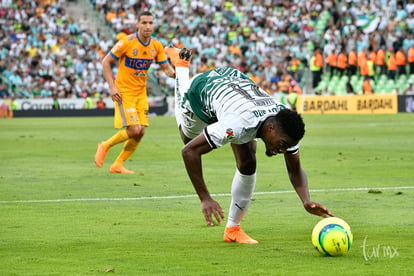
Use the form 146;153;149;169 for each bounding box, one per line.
165;47;333;244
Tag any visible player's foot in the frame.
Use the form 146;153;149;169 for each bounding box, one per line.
94;142;108;168
223;225;258;244
164;46;192;68
109;165;135;174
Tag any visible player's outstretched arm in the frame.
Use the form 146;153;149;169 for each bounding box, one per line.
284;151;334;218
160;61;175;78
181;133;225;226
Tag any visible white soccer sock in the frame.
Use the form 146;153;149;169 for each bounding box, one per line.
174;67;190;126
227;169;256;227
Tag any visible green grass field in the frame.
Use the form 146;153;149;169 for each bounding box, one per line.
1;114;413;275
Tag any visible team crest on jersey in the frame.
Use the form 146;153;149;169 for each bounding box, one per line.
132;48;138;56
225;128;234;139
150;48;156;58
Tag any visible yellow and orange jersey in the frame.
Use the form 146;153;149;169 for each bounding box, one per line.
110;32;168;95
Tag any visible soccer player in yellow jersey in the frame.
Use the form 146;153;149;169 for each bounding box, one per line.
94;11;175;174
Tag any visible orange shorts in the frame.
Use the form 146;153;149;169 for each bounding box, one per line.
114;94;149;129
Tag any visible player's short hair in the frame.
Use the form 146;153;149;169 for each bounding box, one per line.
138;11;153;21
274;109;305;142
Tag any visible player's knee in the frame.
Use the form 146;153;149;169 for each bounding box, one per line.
127;125;146;141
237;158;256;175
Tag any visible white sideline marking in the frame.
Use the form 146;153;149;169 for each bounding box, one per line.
0;186;412;204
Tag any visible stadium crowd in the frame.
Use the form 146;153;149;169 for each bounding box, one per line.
1;0;414;103
0;0;112;101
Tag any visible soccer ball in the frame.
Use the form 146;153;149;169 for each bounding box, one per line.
312;217;353;256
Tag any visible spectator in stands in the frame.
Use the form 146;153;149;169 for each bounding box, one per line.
375;46;386;76
367;53;375;80
336;48;347;77
310;47;323;89
0;82;10;98
325;48;337;78
83;91;94;109
277;73;291;94
9;95;17;112
347;48;358;77
52;92;60;110
395;47;407;76
0;99;11;118
288;80;302;95
408;46;414;75
40;82;53;98
96;96;107;109
78;13;90;33
358;49;368;78
94;0;108;14
287;80;301;111
197;55;210;73
362;76;373;94
388;50;398;80
287;54;302;82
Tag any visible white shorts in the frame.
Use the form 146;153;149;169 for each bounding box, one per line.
175;71;205;139
177;100;207;139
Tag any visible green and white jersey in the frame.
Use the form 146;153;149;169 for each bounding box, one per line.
183;67;291;149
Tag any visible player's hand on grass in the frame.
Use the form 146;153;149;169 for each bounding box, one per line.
304;201;334;218
201;198;225;226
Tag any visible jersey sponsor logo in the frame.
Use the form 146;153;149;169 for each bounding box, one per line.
133;70;147;77
125;57;153;70
252;105;286;118
225;128;234;139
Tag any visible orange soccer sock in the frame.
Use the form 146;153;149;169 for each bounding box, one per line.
102;129;129;150
112;138;140;167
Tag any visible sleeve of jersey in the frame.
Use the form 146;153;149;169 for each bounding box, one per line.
286;144;300;154
202;119;246;148
203;128;218;149
109;38;127;60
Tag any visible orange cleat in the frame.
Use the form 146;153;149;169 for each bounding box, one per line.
164;46;192;68
94;142;108;168
223;225;258;244
109;165;135;174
